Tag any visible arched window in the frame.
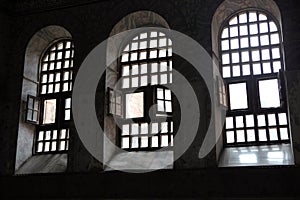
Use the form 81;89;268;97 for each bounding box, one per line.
31;39;74;153
220;10;290;146
114;30;173;150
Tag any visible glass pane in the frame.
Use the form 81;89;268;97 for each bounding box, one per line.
278;113;288;125
235;116;244;128
140;63;147;74
268;114;277;126
141;123;148;134
242;64;251;76
239;25;248;36
131;137;139;148
230;26;238;37
246;115;254;127
221;28;229;38
231;52;240;63
157;88;164;99
260;35;269;46
226;117;234;129
259;79;280;108
222;66;231;78
249;12;257;22
261;49;270;60
126;92;144;118
262;63;272;74
152;123;159;134
240;37;249;48
151;136;159;147
161;135;169;147
236;130;245;142
259;129;267;141
272;48;281;59
257;115;266;127
269;128;278;141
221;40;229;51
165;89;171;100
141;137;148;147
269;22;278;32
270;33;280;44
230;66;238;77
280;128;289;140
122;124;130;135
249;24;258;35
122;138;129;148
231;39;239;49
250;36;259;47
222;54;230;65
226;131;235;143
229;83;248;110
259;22;268;33
239;13;247;23
43;99;56;124
247;129;256;142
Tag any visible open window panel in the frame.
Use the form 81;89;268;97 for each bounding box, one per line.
25;95;40;124
108;87;123;118
119;86;174;151
217;77;228;107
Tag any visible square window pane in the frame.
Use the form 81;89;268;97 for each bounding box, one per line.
249;12;257;22
239;13;247;23
229;83;248;110
222;54;230;65
246;115;254;127
151;75;158;85
271;33;280;44
126;92;144;118
131;65;139;75
262;62;272;74
236;116;244;128
122;137;129;148
259;79;280;108
141;123;148;134
232;65;240;77
37;142;43;152
260;35;269;46
259;22;269;33
131;137;139;148
151;136;159;147
161;135;169;147
229;16;238;25
252;50;260;61
241;51;249;62
242;64;251;76
269;128;278;141
231;52;240;63
272;48;281;59
121;53;129;62
159;38;167;47
150;40;157;48
140;63;147;74
261;49;270;60
161;122;168;133
226;117;234;129
231;39;239;49
152;123;158;134
239;25;248;36
250;36;259;47
268;114;277;126
278;113;288;125
230;26;238;37
259;129;267;141
122;124;130;135
280;128;289;140
157;88;164;99
226;131;235;143
131;52;138;61
131;77;139;88
257;115;266;127
221;40;229;51
273;61;281;73
141;137;148;148
140;41;147;49
160;62;168;72
140;76;147;86
249;24;258;35
151;63;158;73
165;101;172;112
150;50;157;58
122;78;130;88
247;129;256;142
157;100;164;111
236;130;245;143
160;74;168;84
223;66;231;78
253;63;261;75
240;37;249;48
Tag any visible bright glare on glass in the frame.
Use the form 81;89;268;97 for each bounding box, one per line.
259;79;280;108
43;99;56;124
229;83;248;110
126;92;144;118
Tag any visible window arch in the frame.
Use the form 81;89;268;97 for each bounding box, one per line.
219;10;290;146
34;39;74;153
16;25;73;174
116;30;173;150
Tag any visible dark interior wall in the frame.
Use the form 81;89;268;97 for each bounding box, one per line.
1;0;300;198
